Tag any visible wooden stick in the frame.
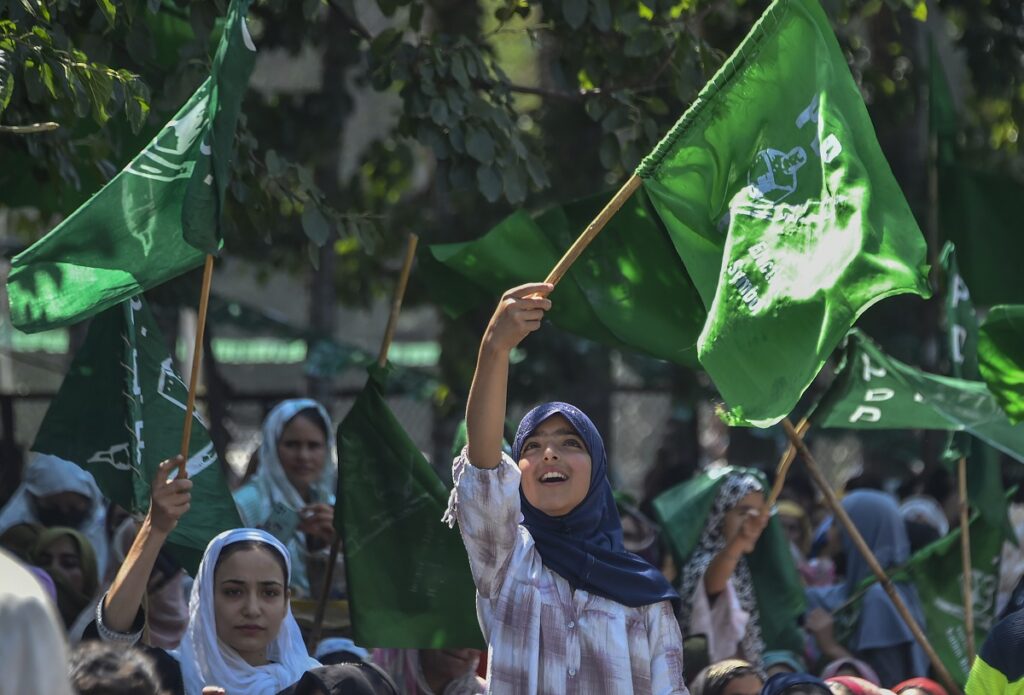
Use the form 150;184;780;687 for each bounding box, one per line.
767;417;809;507
543;174;641;286
178;254;215;478
958;456;976;664
0;121;59;134
308;232;419;650
781;418;961;695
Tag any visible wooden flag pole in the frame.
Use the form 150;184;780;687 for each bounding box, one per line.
958;456;976;663
767;417;808;507
781;418;961;695
307;232;419;652
178;254;216;478
543;175;641;286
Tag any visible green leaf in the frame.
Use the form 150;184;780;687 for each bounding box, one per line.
84;69;114;125
476;164;502;202
265;149;283;176
39;61;57;98
97;0;117;28
525;155;549;188
450;52;470;88
502;165;527;203
911;0;927;21
466;126;495;163
302;205;331;245
599;133;620;169
0;69;13;117
126;95;150;133
562;0;587;29
429;98;449;125
591;0;611;31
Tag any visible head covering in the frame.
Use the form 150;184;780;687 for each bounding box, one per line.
820;658;880;686
315;637;370;663
291;663;399;695
762;650;806;674
825;676;885;695
678;470;766;662
252;399;336;511
893;678;948;695
370;648;484;695
0;453;109;577
898;496;950;537
31;526;100;628
777;500;812;556
173;528;320;695
762;673;832;695
689;659;763;695
511;402;677;607
0;549;74;695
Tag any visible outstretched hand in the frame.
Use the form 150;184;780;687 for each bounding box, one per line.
482;283;553;354
149;456;192;535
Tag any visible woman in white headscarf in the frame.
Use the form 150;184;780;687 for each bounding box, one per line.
0;452;109;577
233;399;337;596
87;456;325;695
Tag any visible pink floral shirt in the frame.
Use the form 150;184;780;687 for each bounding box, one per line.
445;451;688;695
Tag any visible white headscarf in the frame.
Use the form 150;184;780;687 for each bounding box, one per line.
174;528;320;695
0;453;109;577
0;549;74;695
252;399;335;511
899;495;950;537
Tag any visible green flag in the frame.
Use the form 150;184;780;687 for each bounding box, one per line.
835;509;1003;686
979;305;1024;425
635;0;930;426
336;366;484;648
30;297;241;574
940;242;978;460
7;0;256;333
652;466;806;653
422;191;705;366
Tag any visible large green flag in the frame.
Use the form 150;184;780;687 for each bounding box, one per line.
423;191;705;366
652;466;806;653
7;0;256;333
335;366;484;648
31;297;241;574
979;305;1024;425
940;242;978;460
635;0;930;426
835;509;1003;686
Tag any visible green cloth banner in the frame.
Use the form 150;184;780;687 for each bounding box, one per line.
31;297;240;574
979;305;1024;425
940;242;978;460
635;0;930;426
835;509;1003;687
423;190;705;367
7;0;256;333
652;466;806;653
335;366;484;648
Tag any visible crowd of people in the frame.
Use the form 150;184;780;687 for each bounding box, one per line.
1;284;1022;694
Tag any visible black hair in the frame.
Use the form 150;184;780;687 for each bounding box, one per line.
69;642;165;695
286;407;329;440
214;539;289;584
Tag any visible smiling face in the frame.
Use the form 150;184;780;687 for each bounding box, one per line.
518;413;593;517
212;545;290;666
277;412;327;498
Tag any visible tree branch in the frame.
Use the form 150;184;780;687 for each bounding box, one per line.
0;122;59;134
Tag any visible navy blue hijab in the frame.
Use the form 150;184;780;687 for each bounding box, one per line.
761;673;831;695
512;402;677;608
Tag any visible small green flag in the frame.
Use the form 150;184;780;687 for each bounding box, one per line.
835;509;1003;687
30;297;241;574
336;366;484;648
7;0;256;333
635;0;930;426
423;191;705;366
979;305;1024;425
652;466;806;653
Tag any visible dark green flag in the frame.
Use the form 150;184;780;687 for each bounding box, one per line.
31;297;241;574
7;0;256;333
652;466;806;653
979;305;1024;425
423;190;705;367
635;0;930;426
940;242;977;460
336;366;484;648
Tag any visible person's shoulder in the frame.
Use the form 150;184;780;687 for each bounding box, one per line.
978;610;1024;682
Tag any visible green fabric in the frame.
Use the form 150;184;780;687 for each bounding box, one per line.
940;242;978;460
423;190;705;367
635;0;930;426
30;297;240;574
335;365;484;648
652;466;806;653
7;0;255;333
979;305;1024;425
835;509;1003;687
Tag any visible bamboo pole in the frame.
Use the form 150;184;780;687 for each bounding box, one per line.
307;232;419;652
767;417;808;507
958;456;976;663
781;418;961;695
178;254;215;478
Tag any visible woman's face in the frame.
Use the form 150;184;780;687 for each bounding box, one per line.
36;534;85;594
518;414;593;517
213;547;289;666
722;492;764;540
721;674;764;695
277;414;327;494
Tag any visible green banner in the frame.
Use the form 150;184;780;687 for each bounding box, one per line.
635;0;930;427
335;366;484;648
31;297;240;574
7;0;256;333
940;242;978;460
979;305;1024;425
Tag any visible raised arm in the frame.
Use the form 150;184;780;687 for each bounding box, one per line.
465;283;552;469
101;456;192;633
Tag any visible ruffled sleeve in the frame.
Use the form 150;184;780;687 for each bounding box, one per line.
442;447;523;599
